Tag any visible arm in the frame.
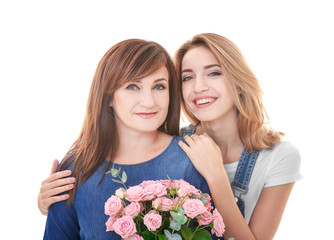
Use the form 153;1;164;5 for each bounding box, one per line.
38;159;75;215
179;134;296;240
44;195;80;240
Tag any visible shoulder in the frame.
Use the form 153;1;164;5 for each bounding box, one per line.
258;141;302;187
166;136;189;157
260;141;301;164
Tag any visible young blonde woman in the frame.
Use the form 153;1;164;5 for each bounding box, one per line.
176;33;301;239
43;39;211;239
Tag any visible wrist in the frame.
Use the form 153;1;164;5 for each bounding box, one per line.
205;165;228;185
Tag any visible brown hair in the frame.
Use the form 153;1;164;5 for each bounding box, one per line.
60;39;180;204
174;33;283;152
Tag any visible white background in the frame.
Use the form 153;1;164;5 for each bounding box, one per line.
1;0;333;239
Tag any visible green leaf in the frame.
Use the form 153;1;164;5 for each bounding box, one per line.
158;235;168;240
193;229;212;240
112;179;123;184
171;211;186;223
177;207;185;215
111;168;121;177
121;171;127;183
181;227;194;240
170;220;181;231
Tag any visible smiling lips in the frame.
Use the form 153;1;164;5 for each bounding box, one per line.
136;112;158;119
193;97;217;108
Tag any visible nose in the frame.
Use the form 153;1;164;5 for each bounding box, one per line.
193;77;209;93
140;90;155;108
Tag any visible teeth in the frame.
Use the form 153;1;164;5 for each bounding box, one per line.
195;98;215;105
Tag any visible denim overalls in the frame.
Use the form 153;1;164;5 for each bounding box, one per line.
180;124;259;217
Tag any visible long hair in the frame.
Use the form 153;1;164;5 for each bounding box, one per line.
174;33;283;152
60;39;180;204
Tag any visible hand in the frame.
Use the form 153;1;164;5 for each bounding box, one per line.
178;133;225;181
37;159;75;215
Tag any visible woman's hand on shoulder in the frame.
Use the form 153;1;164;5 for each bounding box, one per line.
38;159;75;215
178;133;225;181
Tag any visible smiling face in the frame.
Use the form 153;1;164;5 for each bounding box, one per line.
181;46;235;122
110;67;169;135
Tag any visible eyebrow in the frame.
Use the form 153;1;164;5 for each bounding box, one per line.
182;64;221;73
153;78;168;83
133;78;168;83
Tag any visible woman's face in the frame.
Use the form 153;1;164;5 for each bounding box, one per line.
181;46;235;122
110;67;169;135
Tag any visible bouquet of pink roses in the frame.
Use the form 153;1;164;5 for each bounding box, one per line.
104;169;225;240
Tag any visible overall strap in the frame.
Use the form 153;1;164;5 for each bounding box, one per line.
180;123;198;137
231;147;260;217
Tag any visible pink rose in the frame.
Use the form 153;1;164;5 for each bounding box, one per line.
143;210;162;231
125;234;144;240
159;197;173;211
105;196;123;216
113;215;137;239
188;185;201;198
182;199;207;218
171;179;183;189
143;182;167;201
177;181;192;197
106;215;118;231
152;198;161;210
159;180;172;188
115;188;126;199
211;209;225;237
126;186;146;202
139;180;158;188
124;202;143;218
198;211;213;226
152;197;173;211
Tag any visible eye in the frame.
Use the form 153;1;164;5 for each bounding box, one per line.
153;84;167;90
126;84;139;90
182;76;193;82
208;71;222;77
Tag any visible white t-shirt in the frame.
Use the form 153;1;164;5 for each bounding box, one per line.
224;141;302;223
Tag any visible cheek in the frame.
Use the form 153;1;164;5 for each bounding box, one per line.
182;85;191;101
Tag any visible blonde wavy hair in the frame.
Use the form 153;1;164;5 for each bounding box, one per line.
174;33;283;152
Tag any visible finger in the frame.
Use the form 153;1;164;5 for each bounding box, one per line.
191;134;201;143
50;159;60;175
178;140;190;154
42;170;73;185
44;184;75;198
42;194;70;212
48;194;70;204
182;135;196;147
44;177;76;192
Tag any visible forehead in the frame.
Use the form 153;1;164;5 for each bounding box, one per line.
133;66;169;83
182;46;219;69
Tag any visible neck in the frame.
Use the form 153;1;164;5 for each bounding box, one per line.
199;109;244;164
112;129;171;164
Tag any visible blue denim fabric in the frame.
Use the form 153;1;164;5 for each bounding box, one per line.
43;136;218;240
231;148;259;217
180;123;198;138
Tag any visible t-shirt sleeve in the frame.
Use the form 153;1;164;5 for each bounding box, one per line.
43;200;80;240
264;142;302;188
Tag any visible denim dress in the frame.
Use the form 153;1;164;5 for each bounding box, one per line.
43;136;217;240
